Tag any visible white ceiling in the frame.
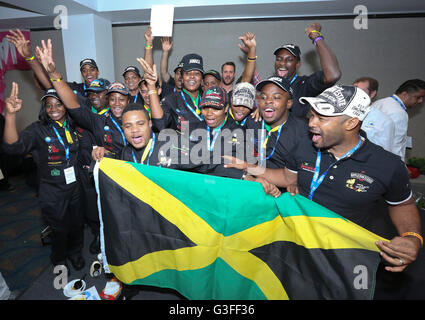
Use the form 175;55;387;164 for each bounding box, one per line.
0;0;424;30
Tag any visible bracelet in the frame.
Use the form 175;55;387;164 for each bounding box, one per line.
25;55;35;61
309;30;322;37
401;232;423;246
148;90;157;95
247;56;257;61
50;77;63;82
145;44;153;49
313;36;324;45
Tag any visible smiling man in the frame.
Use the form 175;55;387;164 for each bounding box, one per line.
227;82;256;127
241;23;341;119
221;62;236;95
225;85;423;299
67;58;100;97
85;78;110;114
160;53;205;135
241;76;309;169
122;66;144;105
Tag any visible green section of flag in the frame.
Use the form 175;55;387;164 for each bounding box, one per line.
130;257;267;300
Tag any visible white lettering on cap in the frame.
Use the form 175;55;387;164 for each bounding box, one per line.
269;77;282;83
189;59;201;64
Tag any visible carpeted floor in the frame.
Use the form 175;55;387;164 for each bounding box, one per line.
0;173;50;298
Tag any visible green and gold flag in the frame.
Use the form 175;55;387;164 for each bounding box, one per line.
94;158;387;300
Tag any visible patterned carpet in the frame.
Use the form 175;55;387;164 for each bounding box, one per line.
0;173;50;297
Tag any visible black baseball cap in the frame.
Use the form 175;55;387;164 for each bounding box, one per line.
173;62;184;73
106;82;130;96
85;78;110;92
273;44;301;58
122;66;141;77
181;53;204;74
204;70;221;81
200;86;228;110
255;76;294;98
40;88;61;101
80;58;98;70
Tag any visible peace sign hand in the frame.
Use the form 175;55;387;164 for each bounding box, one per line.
137;58;158;87
5;82;23;115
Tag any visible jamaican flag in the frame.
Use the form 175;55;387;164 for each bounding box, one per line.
94;158;387;300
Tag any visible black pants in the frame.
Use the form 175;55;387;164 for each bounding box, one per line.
78;166;100;236
39;180;84;265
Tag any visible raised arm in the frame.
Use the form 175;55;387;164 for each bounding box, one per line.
239;32;258;83
3;82;23;145
36;39;80;110
136;58;163;120
305;23;341;85
6;29;51;90
160;37;173;83
143;26;155;68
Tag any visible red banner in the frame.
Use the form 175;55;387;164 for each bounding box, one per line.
0;30;31;113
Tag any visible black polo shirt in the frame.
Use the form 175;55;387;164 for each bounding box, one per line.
75;125;97;167
288;71;331;119
161;77;177;99
67;106;125;159
186;118;245;177
129;94;144;105
160;89;204;134
2;119;80;186
68;81;88;98
243;114;310;169
226;109;252;128
121;129;243;179
286;136;412;229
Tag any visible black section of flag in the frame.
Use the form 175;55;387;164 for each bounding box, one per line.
250;241;380;299
99;170;197;266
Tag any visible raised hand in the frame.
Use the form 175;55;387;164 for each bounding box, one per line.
5;82;23;115
144;26;154;44
305;22;322;38
6;29;32;59
238;32;256;52
161;37;173;52
35;39;56;74
137;58;158;86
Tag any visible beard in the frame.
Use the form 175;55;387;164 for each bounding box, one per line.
223;76;235;86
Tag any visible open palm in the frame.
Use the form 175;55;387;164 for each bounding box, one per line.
36;39;56;74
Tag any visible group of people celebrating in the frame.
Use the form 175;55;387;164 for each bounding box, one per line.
3;22;424;299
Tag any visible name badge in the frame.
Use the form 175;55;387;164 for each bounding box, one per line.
64;166;76;184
